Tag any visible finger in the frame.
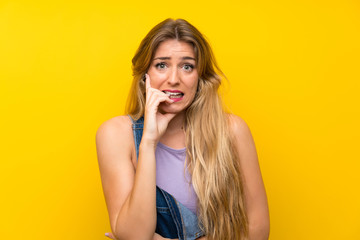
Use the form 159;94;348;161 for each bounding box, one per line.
149;90;174;102
145;73;151;90
105;232;116;239
145;73;153;102
160;96;175;104
147;87;173;101
146;90;172;104
147;94;174;107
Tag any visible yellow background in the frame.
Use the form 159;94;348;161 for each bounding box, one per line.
1;0;359;239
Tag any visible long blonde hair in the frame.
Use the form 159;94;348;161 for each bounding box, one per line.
126;18;248;240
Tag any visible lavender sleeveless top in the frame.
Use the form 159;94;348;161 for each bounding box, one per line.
155;142;198;214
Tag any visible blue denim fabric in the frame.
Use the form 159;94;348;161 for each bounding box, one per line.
129;115;204;240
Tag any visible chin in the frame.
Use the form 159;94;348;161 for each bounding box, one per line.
159;103;186;114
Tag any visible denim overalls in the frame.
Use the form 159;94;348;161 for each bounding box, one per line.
129;115;205;240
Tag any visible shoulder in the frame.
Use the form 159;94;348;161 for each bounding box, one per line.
96;115;134;160
227;113;253;139
226;113;257;158
96;115;132;136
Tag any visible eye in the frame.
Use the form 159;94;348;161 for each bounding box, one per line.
155;62;167;70
183;64;194;72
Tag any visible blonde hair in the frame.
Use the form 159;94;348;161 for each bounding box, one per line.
126;18;248;240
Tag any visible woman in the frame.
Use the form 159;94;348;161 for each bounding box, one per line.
96;18;269;240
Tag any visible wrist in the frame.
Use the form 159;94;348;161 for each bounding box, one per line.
139;137;157;151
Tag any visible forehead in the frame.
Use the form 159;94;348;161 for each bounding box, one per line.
154;39;195;59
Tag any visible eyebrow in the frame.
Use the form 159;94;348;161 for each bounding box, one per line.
153;56;196;61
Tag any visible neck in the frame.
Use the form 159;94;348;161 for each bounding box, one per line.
159;111;186;148
166;111;185;133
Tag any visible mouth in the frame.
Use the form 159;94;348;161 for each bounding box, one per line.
162;90;184;100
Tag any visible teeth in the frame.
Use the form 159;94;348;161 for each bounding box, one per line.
163;91;183;96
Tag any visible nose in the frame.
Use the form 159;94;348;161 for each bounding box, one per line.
167;67;180;85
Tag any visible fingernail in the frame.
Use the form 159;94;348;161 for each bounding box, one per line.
105;233;109;237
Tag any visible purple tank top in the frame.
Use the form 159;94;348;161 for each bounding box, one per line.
155;142;198;214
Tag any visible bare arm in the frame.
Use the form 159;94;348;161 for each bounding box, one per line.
96;116;156;240
96;74;176;240
229;114;270;240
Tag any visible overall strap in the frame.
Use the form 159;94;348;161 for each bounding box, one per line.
128;114;144;161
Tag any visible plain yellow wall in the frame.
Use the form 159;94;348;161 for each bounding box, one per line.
1;0;359;239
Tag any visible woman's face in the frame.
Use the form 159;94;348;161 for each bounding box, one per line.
147;39;199;114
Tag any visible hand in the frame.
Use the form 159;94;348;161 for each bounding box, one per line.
104;232;115;239
142;73;176;145
104;232;179;240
